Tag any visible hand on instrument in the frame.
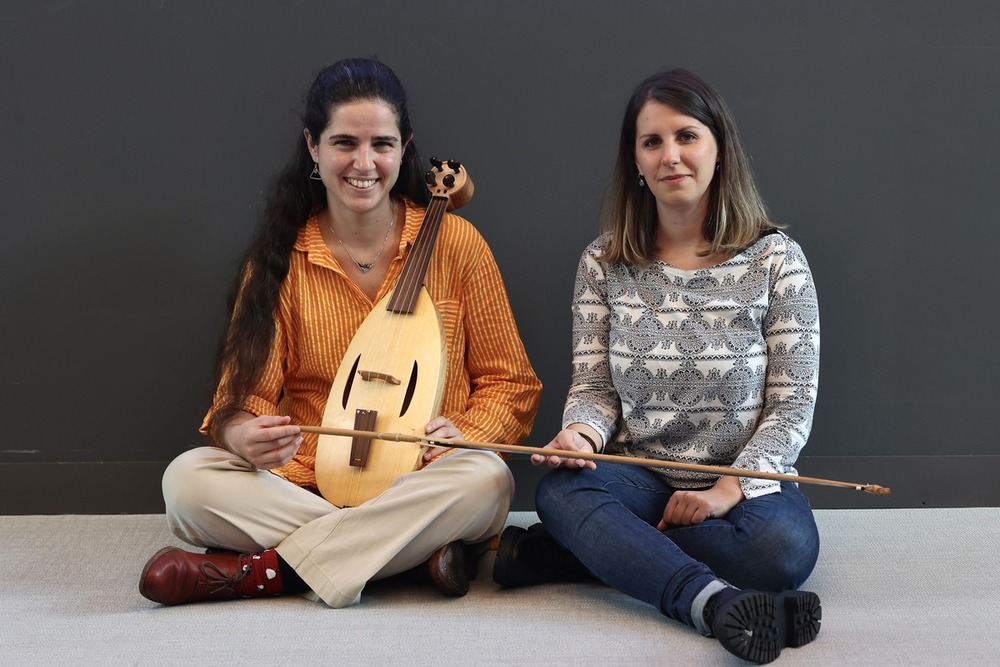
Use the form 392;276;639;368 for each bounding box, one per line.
222;413;302;470
531;428;598;470
657;474;744;529
422;416;464;463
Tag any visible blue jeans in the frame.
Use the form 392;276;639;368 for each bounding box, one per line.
535;463;820;633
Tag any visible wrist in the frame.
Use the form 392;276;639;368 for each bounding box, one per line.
220;414;252;453
715;474;746;502
573;431;598;453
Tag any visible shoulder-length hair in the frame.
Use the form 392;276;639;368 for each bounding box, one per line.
206;58;430;440
600;68;780;266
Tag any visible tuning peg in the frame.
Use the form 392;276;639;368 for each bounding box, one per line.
443;174;455;188
424;171;436;185
447;160;461;171
429;156;443;169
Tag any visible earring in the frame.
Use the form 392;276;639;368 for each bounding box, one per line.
638;174;646;188
715;163;721;172
309;163;322;181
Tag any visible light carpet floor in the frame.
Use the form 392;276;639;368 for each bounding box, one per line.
1;509;998;665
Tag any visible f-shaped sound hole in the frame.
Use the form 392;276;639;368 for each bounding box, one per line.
341;354;361;409
400;361;418;416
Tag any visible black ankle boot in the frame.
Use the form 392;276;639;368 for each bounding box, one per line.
703;587;822;664
492;523;591;588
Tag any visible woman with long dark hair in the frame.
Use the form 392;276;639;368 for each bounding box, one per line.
139;58;541;608
493;69;821;664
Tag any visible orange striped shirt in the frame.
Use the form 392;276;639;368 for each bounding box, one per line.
202;200;542;489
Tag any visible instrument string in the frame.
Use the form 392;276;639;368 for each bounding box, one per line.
343;195;449;500
316;161;470;506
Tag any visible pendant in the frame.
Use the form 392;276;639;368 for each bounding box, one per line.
356;262;374;273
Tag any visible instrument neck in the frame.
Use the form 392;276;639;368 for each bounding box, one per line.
386;196;449;314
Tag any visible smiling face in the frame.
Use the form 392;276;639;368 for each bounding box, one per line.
305;98;409;219
634;100;719;222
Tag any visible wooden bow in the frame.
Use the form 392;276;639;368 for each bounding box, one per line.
300;425;891;495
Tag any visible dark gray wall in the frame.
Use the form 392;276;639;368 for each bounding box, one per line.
2;0;998;513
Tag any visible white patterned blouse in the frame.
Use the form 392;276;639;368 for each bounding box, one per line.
563;230;820;499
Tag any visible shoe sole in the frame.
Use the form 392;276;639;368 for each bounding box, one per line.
715;590;821;664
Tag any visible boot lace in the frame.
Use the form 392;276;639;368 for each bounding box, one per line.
199;554;254;597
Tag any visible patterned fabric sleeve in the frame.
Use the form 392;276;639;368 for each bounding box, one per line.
733;237;820;498
562;240;619;450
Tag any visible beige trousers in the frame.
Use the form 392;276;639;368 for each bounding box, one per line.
161;446;514;608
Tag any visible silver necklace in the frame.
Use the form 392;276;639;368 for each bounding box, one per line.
328;203;395;274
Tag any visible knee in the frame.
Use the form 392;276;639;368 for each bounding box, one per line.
445;450;514;506
775;526;820;589
161;447;238;522
737;522;820;591
720;488;821;590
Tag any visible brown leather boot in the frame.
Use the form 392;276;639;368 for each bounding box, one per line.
425;541;470;597
139;547;286;606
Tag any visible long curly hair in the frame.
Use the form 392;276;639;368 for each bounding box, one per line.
206;58;430;440
600;68;780;266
